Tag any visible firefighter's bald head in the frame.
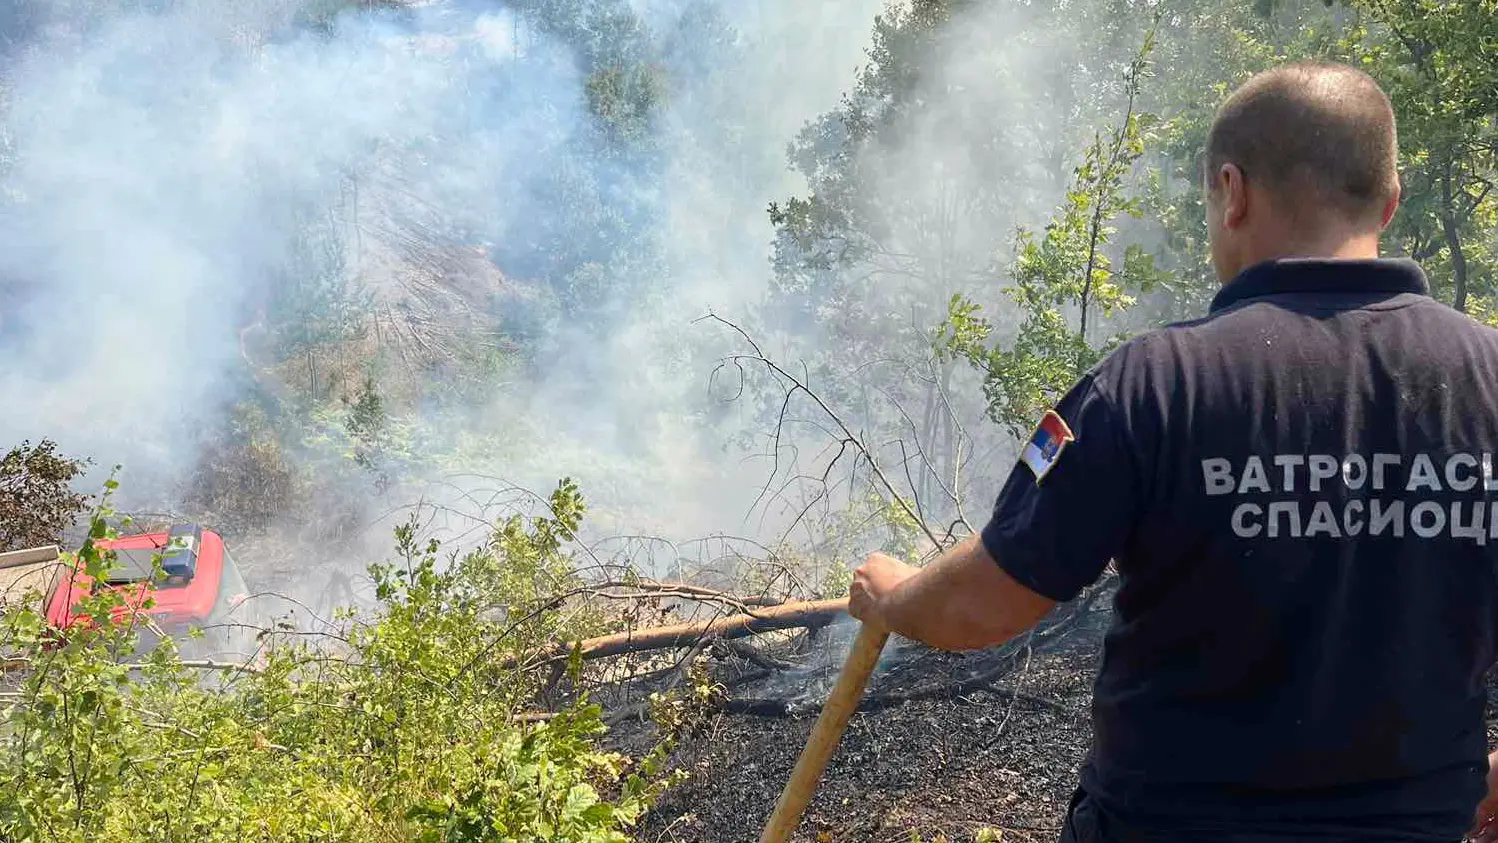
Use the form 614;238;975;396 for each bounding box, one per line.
1204;61;1401;281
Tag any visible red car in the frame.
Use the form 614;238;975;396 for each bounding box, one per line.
1;524;253;659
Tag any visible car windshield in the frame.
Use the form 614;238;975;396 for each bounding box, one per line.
103;548;168;584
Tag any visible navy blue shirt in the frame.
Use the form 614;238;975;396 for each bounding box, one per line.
982;258;1498;840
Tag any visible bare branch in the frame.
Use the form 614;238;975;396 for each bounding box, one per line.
697;313;944;550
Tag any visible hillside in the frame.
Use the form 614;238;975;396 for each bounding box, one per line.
0;0;1495;840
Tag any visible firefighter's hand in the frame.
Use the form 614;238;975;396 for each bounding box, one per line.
849;552;918;629
1469;749;1498;842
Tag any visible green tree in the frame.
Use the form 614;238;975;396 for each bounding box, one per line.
763;0;1091;384
1129;0;1347;318
345;375;387;474
753;0;1172;523
934;31;1169;437
1346;0;1498;313
0;439;92;552
1128;0;1497;317
265;200;373;403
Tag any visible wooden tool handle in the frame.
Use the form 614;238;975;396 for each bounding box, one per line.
758;621;890;843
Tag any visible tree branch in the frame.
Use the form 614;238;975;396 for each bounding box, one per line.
699;313;944;550
501;598;849;670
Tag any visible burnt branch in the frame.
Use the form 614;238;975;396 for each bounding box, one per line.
714;638;803;672
502;598;849;670
702;576;1109;721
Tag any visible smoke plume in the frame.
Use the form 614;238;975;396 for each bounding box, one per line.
0;0;1173;605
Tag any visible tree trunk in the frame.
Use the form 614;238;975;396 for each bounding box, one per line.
1442;160;1470;313
918;378;939;509
502;598;848;668
938;361;957;513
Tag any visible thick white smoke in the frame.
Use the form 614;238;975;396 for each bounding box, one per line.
0;0;1173;603
0;0;890;590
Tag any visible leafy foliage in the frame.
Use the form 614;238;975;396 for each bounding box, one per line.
478;0;673;340
743;0;1187;544
933;32;1166;438
1128;0;1498;316
585;63;666;145
0;479;684;842
1344;0;1498;312
0;439;92;552
930;0;1498;439
345;375;388;477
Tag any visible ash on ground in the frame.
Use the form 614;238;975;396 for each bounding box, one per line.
611;584;1498;843
608;584;1112;843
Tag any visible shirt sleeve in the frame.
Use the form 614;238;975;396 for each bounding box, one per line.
980;373;1140;602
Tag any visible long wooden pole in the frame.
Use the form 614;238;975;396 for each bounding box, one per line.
757;621;890;843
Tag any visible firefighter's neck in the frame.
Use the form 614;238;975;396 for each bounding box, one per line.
1241;231;1383;272
1239;203;1384;272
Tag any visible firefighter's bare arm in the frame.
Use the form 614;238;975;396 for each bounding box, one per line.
848;535;1055;651
1470;750;1498;842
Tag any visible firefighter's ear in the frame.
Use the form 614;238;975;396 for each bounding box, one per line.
1216;162;1250;231
1379;180;1401;231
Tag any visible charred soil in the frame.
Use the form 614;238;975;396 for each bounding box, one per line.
614;582;1498;843
610;586;1112;843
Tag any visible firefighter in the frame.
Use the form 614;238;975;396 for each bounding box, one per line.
849;60;1498;843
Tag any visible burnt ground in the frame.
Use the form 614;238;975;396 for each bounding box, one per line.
607;584;1113;843
608;581;1498;843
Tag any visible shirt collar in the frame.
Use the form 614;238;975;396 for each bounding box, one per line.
1209;257;1431;314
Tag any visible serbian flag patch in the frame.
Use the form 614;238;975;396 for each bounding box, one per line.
1021;409;1075;483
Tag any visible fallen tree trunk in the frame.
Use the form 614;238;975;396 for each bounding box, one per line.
507;598;847;668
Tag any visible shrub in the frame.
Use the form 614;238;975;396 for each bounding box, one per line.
0;478;683;842
183;404;298;535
